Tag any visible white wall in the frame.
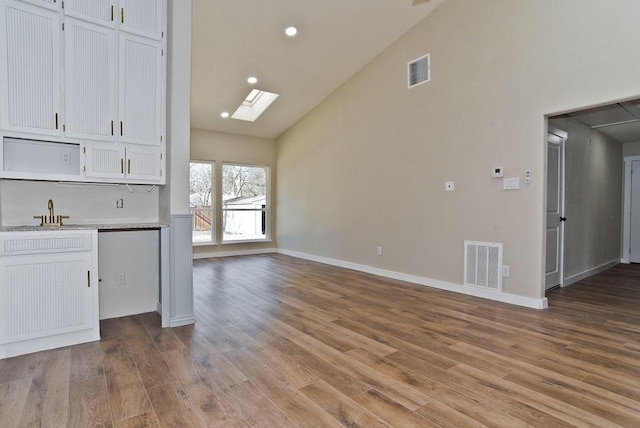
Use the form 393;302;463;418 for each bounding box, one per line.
0;180;159;226
276;0;640;301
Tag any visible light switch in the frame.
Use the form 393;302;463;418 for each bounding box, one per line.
503;177;520;190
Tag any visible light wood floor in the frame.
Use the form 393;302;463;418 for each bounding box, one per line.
2;255;640;427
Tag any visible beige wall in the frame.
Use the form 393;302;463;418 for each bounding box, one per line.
550;117;622;280
623;141;640;157
191;129;277;255
276;0;640;300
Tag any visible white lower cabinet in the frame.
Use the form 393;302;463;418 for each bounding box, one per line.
0;229;99;358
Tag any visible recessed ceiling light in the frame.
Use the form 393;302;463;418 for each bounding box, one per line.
220;112;230;118
247;76;258;85
285;26;298;37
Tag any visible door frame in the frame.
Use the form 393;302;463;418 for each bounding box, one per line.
544;124;567;291
621;155;640;263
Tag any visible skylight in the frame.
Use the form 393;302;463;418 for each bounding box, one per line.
232;89;279;122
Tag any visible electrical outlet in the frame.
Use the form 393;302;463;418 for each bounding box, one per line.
60;151;71;165
377;246;383;256
502;265;510;278
117;272;125;286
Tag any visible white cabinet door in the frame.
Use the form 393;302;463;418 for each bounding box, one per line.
63;0;115;27
119;33;162;146
84;143;125;179
126;145;162;181
118;0;162;40
0;1;62;136
65;18;116;142
0;252;93;344
12;0;59;11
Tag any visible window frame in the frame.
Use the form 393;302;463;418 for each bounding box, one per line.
221;162;271;244
189;160;215;245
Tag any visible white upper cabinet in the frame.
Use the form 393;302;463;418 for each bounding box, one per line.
118;0;162;40
0;1;61;136
84;143;124;179
125;145;162;181
65;18;116;141
0;0;165;184
119;33;162;146
63;0;115;27
84;143;162;182
13;0;58;11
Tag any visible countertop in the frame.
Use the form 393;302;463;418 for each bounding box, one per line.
0;222;168;232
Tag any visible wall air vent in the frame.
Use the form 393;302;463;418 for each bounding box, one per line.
464;241;503;291
407;53;430;88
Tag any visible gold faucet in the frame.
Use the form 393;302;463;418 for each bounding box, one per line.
34;199;69;226
48;199;54;224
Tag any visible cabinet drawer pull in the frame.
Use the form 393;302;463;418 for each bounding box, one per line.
120;158;124;174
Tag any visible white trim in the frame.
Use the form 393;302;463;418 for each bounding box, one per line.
0;329;100;359
563;259;619;287
169;315;196;328
277;249;548;310
193;247;276;259
622;155;640;263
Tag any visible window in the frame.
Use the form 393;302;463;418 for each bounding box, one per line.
222;163;269;242
189;161;214;243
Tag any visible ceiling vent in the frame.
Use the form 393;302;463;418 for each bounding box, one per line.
407;53;430;88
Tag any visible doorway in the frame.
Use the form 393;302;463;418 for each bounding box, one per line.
544;99;640;295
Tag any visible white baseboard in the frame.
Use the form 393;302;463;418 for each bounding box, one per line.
193;247;277;259
563;259;619;287
277;249;548;310
170;315;195;327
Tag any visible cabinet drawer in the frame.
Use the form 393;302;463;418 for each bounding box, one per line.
0;231;94;256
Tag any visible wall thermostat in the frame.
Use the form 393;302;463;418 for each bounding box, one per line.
492;167;504;178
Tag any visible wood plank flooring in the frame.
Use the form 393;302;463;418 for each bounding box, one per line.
2;254;640;427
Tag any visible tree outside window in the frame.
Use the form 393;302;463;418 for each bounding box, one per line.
222;164;268;241
190;162;214;243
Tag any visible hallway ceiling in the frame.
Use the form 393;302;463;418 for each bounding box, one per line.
191;0;445;139
567;99;640;144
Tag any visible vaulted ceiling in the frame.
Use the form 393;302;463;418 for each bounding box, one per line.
191;0;445;139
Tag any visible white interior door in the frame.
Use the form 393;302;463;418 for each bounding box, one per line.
629;161;640;262
545;131;565;290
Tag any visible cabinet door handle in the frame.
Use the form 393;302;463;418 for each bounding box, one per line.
120;121;123;136
127;159;131;174
111;5;114;21
121;7;124;24
55;113;59;130
87;271;91;287
120;158;124;174
111;120;114;136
